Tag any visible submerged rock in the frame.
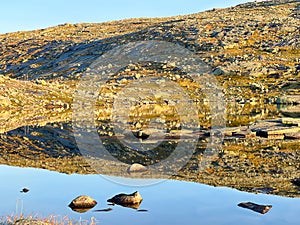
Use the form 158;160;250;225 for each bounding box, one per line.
238;202;272;214
68;195;97;210
107;191;143;206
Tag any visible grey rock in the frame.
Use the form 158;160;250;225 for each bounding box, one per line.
213;68;225;76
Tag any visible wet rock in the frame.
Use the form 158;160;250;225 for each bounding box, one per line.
128;163;148;174
238;202;272;214
107;191;143;206
68;195;97;210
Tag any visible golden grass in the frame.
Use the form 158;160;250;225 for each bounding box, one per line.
1;214;98;225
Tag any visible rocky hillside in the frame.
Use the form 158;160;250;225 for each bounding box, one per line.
0;0;299;129
0;0;299;81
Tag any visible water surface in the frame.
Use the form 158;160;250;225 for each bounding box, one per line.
1;165;299;225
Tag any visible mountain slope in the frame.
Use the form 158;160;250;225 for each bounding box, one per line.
0;0;299;80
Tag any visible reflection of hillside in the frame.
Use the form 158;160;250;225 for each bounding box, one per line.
0;76;73;133
0;0;299;200
0;121;299;198
0;74;282;134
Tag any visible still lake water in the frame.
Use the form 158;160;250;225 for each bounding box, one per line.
0;165;299;225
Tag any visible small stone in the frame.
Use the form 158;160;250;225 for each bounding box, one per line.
252;187;278;194
135;73;141;79
291;178;300;187
284;132;300;140
213;68;225;76
128;163;148;174
20;188;29;193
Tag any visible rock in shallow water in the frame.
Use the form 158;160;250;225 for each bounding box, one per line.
68;195;97;209
20;188;29;193
238;202;272;214
107;191;143;205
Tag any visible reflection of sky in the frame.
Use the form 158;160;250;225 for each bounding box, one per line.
0;165;299;225
0;0;252;34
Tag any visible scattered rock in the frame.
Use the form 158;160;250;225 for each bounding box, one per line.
277;95;300;105
68;195;97;210
238;202;272;214
128;163;148;174
20;188;29;193
281;118;300;126
256;126;300;139
280;105;300;118
252;187;278;194
213;68;225;76
107;191;143;206
284;132;300;139
232;129;256;138
291;178;300;187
